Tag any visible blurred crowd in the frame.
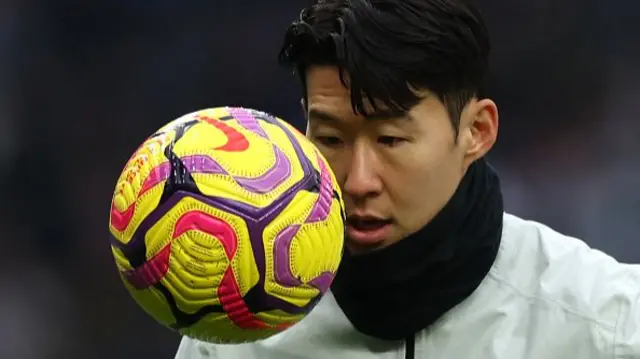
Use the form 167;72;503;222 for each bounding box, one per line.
0;2;638;358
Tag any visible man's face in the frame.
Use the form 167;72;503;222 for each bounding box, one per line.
304;66;498;254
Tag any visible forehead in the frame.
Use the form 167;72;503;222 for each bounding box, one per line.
306;67;348;92
305;67;402;119
306;67;357;109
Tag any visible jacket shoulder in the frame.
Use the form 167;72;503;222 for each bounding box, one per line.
492;213;640;355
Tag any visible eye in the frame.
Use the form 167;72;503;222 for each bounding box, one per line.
377;136;406;147
315;136;343;147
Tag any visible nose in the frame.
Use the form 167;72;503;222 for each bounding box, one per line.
343;143;383;200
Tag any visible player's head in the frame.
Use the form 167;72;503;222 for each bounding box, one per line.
279;0;498;253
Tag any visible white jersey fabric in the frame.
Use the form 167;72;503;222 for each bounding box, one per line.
175;213;640;359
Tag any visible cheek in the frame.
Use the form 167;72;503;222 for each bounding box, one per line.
387;162;435;207
382;139;446;177
384;145;460;228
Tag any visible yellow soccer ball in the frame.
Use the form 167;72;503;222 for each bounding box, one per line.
108;107;345;343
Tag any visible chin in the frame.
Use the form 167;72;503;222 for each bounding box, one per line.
345;239;389;255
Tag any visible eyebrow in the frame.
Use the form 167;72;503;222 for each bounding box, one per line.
308;108;409;123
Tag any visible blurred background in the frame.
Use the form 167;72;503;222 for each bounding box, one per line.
0;1;638;358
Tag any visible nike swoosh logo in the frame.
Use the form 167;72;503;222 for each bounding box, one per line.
198;115;249;152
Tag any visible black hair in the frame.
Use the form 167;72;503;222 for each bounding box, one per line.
278;0;491;130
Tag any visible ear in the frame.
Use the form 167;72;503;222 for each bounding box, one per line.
462;98;499;166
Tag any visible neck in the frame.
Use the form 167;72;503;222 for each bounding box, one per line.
330;158;504;340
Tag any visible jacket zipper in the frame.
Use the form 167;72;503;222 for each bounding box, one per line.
405;334;415;359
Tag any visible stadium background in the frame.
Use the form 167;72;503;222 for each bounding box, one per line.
0;1;638;358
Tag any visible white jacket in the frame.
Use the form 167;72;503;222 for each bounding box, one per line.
175;213;640;358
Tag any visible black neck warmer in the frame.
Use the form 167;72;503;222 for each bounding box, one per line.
330;158;504;341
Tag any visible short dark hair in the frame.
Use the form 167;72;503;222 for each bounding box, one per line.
278;0;491;130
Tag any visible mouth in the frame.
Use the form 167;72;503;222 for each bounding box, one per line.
345;216;393;248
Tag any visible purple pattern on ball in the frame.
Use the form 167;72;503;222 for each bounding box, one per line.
229;107;269;139
272;156;336;294
233;147;291;194
141;150;291;195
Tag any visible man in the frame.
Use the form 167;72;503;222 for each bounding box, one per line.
176;0;640;358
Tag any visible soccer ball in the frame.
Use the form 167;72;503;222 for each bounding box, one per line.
108;107;345;343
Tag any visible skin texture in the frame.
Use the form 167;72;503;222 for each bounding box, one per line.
304;66;499;254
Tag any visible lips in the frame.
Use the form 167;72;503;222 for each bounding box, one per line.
348;217;391;229
345;215;393;248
